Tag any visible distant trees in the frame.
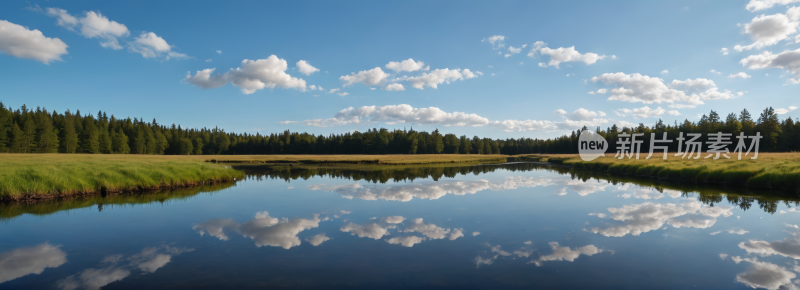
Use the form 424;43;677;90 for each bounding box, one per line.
0;102;798;155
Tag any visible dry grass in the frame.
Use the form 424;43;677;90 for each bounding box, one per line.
519;152;800;189
0;154;243;199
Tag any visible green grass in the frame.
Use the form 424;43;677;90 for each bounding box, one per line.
0;154;244;200
520;153;800;189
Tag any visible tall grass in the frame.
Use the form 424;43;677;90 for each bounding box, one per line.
0;154;244;199
521;153;800;189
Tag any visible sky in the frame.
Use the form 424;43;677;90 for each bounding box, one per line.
0;0;798;139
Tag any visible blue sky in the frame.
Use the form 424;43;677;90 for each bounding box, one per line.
1;0;798;138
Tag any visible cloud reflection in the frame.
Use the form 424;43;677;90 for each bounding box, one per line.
308;176;610;202
57;245;192;290
587;201;733;237
193;211;325;249
721;255;799;290
341;216;464;247
0;243;67;284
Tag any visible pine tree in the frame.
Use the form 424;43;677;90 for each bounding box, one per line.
8;122;24;153
60;117;78;153
79;119;99;153
98;131;112;154
757;107;781;152
112;128;131;154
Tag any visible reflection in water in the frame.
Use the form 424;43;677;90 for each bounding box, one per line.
308;176;610;202
614;184;682;200
739;224;800;260
587;201;734;237
474;242;606;268
305;233;331;246
193;211;327;249
57;244;192;290
0;243;67;284
341;216;464;247
723;255;798;290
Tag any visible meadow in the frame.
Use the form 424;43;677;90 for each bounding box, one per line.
521;152;800;189
0;154;243;200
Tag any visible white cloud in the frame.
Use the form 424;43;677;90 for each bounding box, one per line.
531;45;608;68
0;243;67;283
505;44;527;57
78;11;130;50
711;69;722;74
384;83;405;91
216;50;222;54
746;0;800;12
279;120;298;124
776;106;799;114
0;20;68;64
386;236;426;247
589;212;607;218
532;242;604;266
193;211;323;249
554;109;567;115
205;58;212;62
402;218;453;240
661;70;669;74
340;67;390;87
406;68;482;89
306;233;331;246
741;48;800;84
588;201;733;237
449;228;465;240
128;32;188;60
296;60;319;75
45;8;78;30
301;104;489;127
492;108;613;132
729;72;753;79
721;48;729;55
337;92;349;96
185;55;308;94
739;226;800;259
734;8;800;51
341;218;399;239
482;35;505;49
385;58;427;72
472;231;481;236
590;72;734;107
614;106;681;119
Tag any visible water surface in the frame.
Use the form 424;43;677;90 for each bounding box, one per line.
2;163;799;289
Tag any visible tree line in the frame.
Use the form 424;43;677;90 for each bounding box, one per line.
0;103;796;155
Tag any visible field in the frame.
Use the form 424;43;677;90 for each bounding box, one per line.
520;152;800;189
204;154;509;165
0;154;244;200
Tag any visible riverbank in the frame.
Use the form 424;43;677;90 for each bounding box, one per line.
0;154;244;201
205;154;508;165
520;153;800;189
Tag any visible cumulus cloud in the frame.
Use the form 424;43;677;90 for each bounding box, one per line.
614;106;681;119
0;243;67;283
492;108;613;132
533;242;604;266
738;225;800;259
76;11;129;49
44;8;79;30
482;35;505;49
588;201;733;237
341;220;397;240
747;0;800;11
296;60;319;75
505;44;527;58
711;69;723;74
128;32;188;60
306;233;331;246
661;70;669;74
775;106;798;114
385;58;427;72
734;8;800;52
472;232;481;236
528;42;609;68
56;245;192;290
340;67;389;87
406;68;482;89
384;83;405;91
741;48;800;84
0;20;68;64
729;72;753;79
721;48;730;55
193;211;324;249
402;218;454;240
725;255;799;290
590;72;735;108
301;104;489;128
185;55;308;94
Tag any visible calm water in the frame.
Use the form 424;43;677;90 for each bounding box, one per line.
2;163;800;289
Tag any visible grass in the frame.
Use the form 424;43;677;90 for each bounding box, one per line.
0;154;244;200
205;154;509;165
519;152;800;189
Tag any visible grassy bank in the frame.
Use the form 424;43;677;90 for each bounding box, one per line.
0;154;244;200
520;153;800;189
205;154;509;165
